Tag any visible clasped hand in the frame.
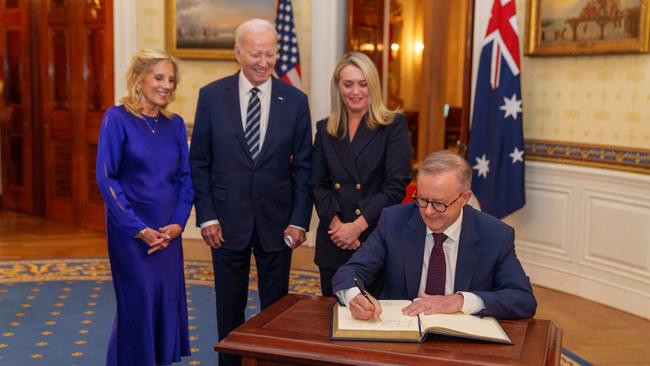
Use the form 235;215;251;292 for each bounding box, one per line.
138;224;182;254
328;216;366;250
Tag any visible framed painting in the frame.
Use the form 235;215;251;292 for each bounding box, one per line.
166;0;276;60
525;0;650;56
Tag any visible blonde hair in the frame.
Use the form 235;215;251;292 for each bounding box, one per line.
327;52;398;138
120;48;180;119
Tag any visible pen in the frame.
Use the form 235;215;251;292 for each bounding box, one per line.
353;277;381;321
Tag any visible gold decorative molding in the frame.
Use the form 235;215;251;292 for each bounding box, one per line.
526;139;650;174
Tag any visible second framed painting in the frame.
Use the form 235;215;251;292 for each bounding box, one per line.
166;0;276;60
525;0;650;56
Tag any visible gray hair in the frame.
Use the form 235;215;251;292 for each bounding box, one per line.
418;150;472;191
234;18;277;47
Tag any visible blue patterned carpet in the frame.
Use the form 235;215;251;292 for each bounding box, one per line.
0;259;590;365
0;259;319;365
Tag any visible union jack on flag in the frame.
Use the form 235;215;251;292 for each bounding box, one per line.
468;0;525;219
274;0;302;88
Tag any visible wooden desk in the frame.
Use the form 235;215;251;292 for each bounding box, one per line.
215;294;562;366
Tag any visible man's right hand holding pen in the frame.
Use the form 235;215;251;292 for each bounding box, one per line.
349;293;382;321
349;277;382;321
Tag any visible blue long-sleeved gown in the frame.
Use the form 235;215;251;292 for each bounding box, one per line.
96;105;193;366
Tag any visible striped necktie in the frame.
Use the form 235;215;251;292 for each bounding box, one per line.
425;232;447;295
245;87;261;160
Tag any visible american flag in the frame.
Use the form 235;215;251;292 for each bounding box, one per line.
274;0;302;88
467;0;525;219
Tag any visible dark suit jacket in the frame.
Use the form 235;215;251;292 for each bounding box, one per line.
332;204;537;319
189;73;312;251
311;115;412;269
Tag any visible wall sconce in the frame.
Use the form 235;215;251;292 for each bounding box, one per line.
390;43;400;58
360;43;376;52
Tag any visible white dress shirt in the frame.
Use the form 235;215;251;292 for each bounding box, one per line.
339;209;486;314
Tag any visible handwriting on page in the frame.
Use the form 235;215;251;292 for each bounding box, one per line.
337;300;418;331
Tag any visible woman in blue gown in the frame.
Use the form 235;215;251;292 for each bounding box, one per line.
96;49;193;366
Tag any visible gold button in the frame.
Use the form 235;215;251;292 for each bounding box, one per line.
355;183;361;190
355;208;361;215
334;183;341;190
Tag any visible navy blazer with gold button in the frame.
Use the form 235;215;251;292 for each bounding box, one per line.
311;114;412;269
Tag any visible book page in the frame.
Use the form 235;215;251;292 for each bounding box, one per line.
336;300;418;332
419;312;510;342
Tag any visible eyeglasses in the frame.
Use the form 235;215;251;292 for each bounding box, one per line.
412;192;464;213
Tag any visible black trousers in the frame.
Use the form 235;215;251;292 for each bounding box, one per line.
211;229;292;366
319;267;337;297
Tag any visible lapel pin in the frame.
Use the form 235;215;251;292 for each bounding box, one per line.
278;96;285;101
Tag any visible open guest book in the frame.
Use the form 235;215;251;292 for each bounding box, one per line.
331;300;512;344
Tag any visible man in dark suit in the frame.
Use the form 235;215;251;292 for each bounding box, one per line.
332;150;536;321
189;18;312;366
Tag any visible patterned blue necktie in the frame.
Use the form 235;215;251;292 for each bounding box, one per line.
245;87;261;160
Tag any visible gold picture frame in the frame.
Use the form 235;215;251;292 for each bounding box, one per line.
165;0;276;60
525;0;650;56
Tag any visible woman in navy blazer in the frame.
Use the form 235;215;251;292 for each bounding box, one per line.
311;52;412;296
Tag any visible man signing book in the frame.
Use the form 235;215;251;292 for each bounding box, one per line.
332;150;537;321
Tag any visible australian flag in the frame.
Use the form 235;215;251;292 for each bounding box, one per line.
274;0;302;88
468;0;525;219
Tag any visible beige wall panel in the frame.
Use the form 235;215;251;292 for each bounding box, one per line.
583;189;650;275
509;182;573;260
